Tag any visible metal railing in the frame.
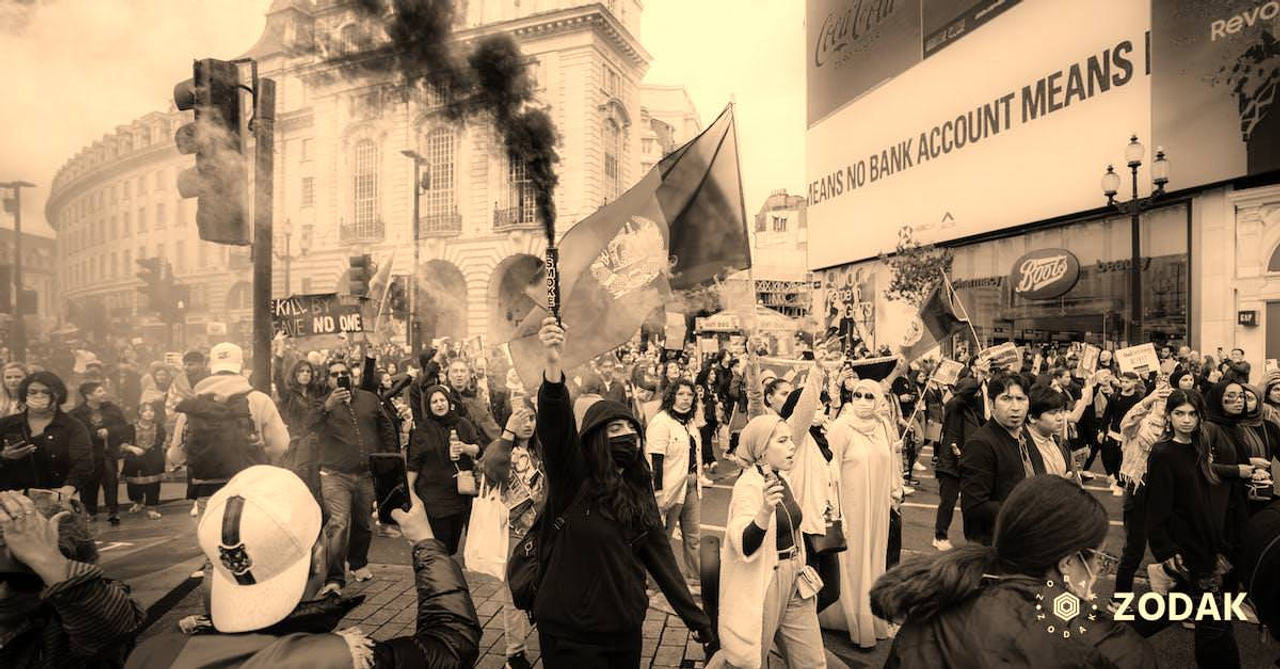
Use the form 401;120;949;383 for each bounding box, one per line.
419;211;461;236
340;219;386;243
493;206;539;232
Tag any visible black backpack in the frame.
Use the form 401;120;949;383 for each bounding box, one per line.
176;391;266;482
507;484;590;613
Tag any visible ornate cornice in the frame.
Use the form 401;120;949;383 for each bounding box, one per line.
45;143;181;230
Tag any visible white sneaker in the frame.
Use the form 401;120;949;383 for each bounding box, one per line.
699;474;714;487
932;538;953;551
1108;475;1117;486
902;485;916;496
189;502;199;517
352;567;374;582
318;582;342;598
913;462;927;472
1111;484;1125;497
1147;563;1176;596
1080;471;1096;481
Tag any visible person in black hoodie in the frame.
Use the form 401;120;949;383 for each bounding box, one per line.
1134;389;1240;668
935;376;983;551
406;384;482;556
68;381;130;525
533;317;713;668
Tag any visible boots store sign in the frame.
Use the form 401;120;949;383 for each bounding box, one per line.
1009;249;1080;300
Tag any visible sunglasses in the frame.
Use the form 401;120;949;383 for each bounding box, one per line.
329;372;350;378
1083;548;1120;576
850;392;876;401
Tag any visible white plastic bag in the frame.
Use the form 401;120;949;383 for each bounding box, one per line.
464;478;509;580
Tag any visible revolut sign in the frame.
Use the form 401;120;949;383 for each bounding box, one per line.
806;0;1152;269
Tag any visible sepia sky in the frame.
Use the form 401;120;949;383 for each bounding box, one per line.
0;0;804;238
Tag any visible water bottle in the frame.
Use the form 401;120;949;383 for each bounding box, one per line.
449;428;460;461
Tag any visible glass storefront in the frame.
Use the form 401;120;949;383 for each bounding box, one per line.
821;202;1190;354
949;203;1189;350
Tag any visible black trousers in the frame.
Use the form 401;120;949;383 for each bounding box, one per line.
887;509;902;568
1129;570;1240;669
804;534;842;613
126;482;160;506
1101;437;1123;478
81;456;119;516
699;422;718;465
935;472;961;540
540;628;642;669
427;512;469;556
1115;486;1147;594
1082;441;1101;473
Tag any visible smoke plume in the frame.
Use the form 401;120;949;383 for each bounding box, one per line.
336;0;561;239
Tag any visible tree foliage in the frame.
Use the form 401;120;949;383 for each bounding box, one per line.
879;226;954;307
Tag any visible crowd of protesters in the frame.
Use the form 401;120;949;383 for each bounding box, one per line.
2;321;1280;668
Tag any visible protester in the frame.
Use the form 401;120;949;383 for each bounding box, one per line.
120;400;166;520
533;317;713;667
275;355;324;499
478;399;543;669
168;350;208;517
1101;372;1146;496
819;378;899;648
1202;381;1265;554
169;342;290;514
0;490;146;668
310;358;399;595
68;381;130;525
1135;388;1240;667
444;359;503;443
109;360;142;419
645;379;704;590
959;372;1043;545
138;362;174;425
1024;386;1080;481
1237;499;1280;656
407;384;482;557
934;376;982;551
583;355;630;406
0;362;28;418
776;371;842;613
0;372;91;496
125;465;482;668
710;413;827;669
870;476;1154;668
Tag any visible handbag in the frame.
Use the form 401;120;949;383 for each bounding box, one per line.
796;564;824;600
809;479;847;555
508;484;591;612
455;463;479;496
464;476;509;580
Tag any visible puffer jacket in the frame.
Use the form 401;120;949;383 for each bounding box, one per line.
884;576;1155;668
125;538;480;669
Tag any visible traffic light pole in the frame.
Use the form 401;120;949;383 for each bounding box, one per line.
2;181;32;362
251;79;275;393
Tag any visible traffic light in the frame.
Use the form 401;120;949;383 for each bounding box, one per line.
348;255;373;297
174;58;248;246
136;257;165;312
387;276;408;317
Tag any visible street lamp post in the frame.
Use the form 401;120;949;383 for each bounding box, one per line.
401;149;428;353
1;180;34;362
1101;136;1169;345
274;218;311;297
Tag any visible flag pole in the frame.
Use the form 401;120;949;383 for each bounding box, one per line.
941;268;984;350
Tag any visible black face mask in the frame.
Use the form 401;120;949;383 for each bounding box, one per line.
609;433;640;467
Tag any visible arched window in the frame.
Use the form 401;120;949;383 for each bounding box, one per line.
1269;242;1280;273
423;127;457;232
603;118;621;202
340;24;361;55
506;157;535;224
352;138;379;235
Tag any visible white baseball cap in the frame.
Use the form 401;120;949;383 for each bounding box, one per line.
209;342;244;374
197;465;322;633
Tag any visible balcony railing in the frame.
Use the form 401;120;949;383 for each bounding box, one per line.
341;219;386;243
493;206;540;232
419;211;462;236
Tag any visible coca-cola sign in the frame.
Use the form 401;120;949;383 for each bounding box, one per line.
1009;249;1080;300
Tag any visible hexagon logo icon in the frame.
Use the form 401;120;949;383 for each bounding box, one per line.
1052;592;1081;622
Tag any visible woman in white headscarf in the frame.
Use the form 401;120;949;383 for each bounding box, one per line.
819;378;902;648
711;412;828;669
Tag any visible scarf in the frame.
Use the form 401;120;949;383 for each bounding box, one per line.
810;424;833;462
135;420;157;453
421;385;460;429
844;380;884;437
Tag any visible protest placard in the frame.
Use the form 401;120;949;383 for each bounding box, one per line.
271;294;364;338
164;352;183;368
1079;344;1101;373
664;312;688;350
979;342;1020;370
1114;343;1161;376
932;359;964;386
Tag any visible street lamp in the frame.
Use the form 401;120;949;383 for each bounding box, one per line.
1;180;35;362
1101;135;1170;345
274;218;312;297
401;149;430;352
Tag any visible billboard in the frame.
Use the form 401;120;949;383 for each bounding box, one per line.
806;0;1152;269
806;0;922;127
1152;0;1280;189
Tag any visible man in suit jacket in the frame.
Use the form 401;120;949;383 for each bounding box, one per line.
960;372;1044;545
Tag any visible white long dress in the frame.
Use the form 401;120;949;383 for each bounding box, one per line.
817;415;894;647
